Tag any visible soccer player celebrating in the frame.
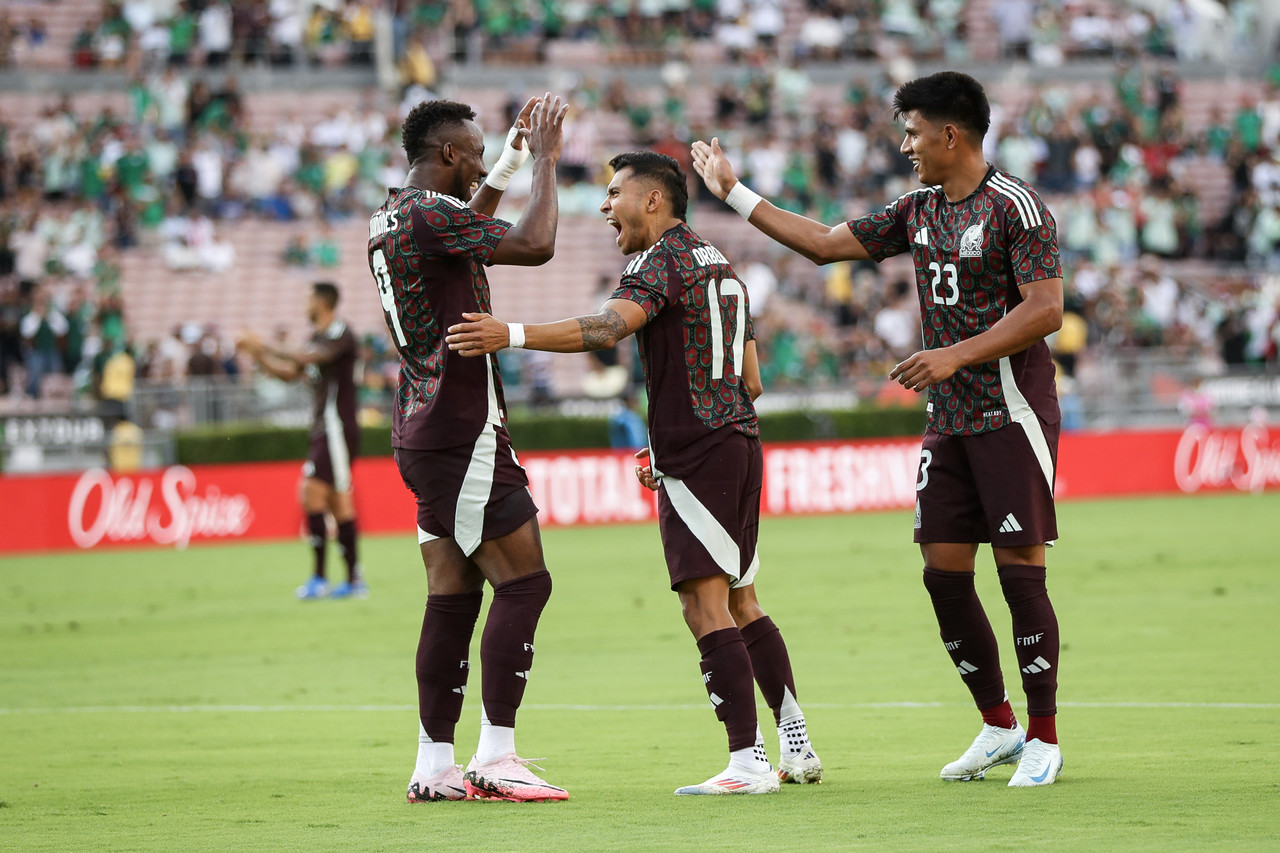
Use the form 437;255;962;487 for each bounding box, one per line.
691;71;1065;787
367;95;571;802
445;151;823;795
238;281;365;601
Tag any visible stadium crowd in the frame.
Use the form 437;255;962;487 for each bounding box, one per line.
2;0;1259;71
1;1;1279;416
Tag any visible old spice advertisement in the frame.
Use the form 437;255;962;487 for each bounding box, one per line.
1;426;1277;555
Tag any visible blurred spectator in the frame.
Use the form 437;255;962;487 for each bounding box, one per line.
92;335;135;426
199;0;234;67
19;287;68;399
607;393;648;450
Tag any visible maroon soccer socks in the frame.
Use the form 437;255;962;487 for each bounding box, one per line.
480;570;552;729
923;568;1009;712
306;513;327;580
998;564;1060;743
923;565;1061;742
740;616;797;727
696;627;759;752
416;590;484;743
336;519;359;583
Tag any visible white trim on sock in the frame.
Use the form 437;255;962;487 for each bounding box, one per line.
729;728;771;774
475;720;516;764
415;724;455;777
779;686;803;721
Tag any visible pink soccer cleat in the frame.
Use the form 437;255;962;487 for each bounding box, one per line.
406;764;468;802
463;753;569;802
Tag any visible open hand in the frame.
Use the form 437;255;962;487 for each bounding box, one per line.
526;93;570;163
509;96;537;150
446;312;511;356
690;137;739;201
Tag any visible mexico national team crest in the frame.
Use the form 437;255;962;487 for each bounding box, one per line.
959;221;985;258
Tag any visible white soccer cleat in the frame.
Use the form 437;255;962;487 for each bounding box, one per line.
1008;738;1063;787
463;753;569;802
777;748;823;784
674;763;781;796
406;764;467;802
940;723;1026;781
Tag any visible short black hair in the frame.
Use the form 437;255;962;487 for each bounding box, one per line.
401;99;476;165
892;71;991;140
312;281;340;309
608;151;689;221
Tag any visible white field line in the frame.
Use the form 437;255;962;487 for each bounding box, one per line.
0;701;1277;714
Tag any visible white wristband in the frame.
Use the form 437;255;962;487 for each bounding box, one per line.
483;126;529;191
725;181;764;219
507;322;525;349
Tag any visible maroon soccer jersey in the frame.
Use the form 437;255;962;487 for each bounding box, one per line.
848;166;1062;435
368;187;513;450
306;318;359;446
611;222;758;479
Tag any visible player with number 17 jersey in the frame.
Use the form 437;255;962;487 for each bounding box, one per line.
368;187;513;451
848;167;1062;435
610;222;758;480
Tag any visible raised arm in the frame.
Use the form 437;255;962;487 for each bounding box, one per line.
444;298;649;356
889;277;1064;391
489;93;570;266
469;96;536;217
237;333;304;381
691;137;872;265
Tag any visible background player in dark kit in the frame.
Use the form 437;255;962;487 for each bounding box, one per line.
691;71;1066;787
446;152;823;796
237;281;364;601
367;95;571;802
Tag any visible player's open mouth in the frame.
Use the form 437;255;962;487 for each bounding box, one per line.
606;218;621;234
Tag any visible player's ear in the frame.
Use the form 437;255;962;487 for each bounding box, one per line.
439;141;455;165
646;188;662;213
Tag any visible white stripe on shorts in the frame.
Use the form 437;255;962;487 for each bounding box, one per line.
662;476;758;587
417;525;442;544
454;426;498;556
323;388;352;493
998;355;1055;496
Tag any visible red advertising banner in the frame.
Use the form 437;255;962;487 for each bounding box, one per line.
1;424;1277;555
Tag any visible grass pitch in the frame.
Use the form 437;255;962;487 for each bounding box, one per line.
3;493;1278;851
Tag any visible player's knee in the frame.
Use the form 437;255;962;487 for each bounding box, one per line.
494;568;552;609
729;598;765;627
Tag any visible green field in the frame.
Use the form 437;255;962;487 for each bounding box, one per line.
3;493;1278;851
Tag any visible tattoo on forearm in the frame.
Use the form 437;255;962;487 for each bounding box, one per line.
577;308;628;351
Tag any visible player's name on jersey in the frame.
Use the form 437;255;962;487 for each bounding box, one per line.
368;209;400;240
690;245;729;267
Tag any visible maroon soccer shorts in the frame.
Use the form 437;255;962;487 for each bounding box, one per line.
394;424;539;557
302;431;359;493
913;416;1059;547
656;432;763;591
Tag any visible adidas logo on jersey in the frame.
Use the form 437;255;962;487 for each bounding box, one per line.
998;513;1023;533
913;227;929;247
959;221;985;257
